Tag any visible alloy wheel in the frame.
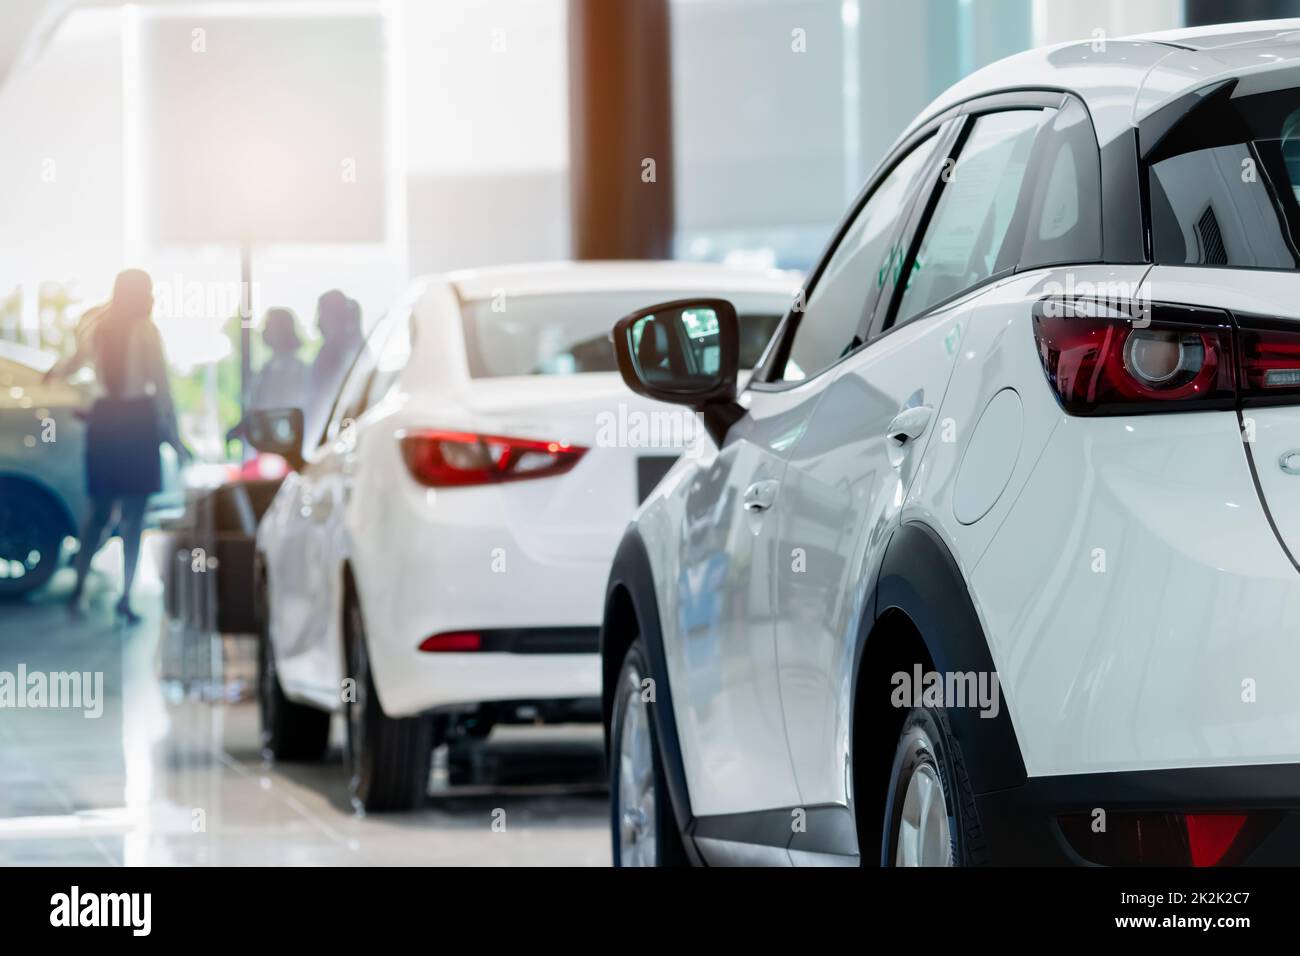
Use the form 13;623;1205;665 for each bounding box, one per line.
894;756;953;867
617;667;657;866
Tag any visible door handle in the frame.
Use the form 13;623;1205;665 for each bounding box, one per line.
743;479;780;513
886;405;934;447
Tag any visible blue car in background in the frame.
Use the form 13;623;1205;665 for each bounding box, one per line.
0;340;182;598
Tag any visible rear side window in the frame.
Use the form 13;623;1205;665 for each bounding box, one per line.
1149;88;1300;269
1017;97;1102;269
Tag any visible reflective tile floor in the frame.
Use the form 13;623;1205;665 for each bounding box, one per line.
0;534;610;866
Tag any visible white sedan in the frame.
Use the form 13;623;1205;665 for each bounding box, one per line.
250;261;799;811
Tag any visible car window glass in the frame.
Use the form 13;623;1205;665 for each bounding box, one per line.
364;307;413;407
1149;97;1300;270
460;291;789;377
1016;98;1102;269
324;319;390;444
778;132;940;382
895;109;1046;325
1039;147;1079;239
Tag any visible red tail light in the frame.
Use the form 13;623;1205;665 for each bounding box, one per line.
398;429;586;487
1035;298;1300;414
1237;315;1300;403
1032;299;1236;415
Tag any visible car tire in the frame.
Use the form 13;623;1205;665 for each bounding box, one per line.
258;604;331;762
0;478;67;599
609;638;688;866
344;595;435;813
881;706;987;866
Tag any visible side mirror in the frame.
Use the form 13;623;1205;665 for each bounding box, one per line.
246;407;305;471
612;298;745;445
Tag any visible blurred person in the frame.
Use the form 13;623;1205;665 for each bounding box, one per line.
226;307;310;444
250;307;310;412
46;269;189;624
304;289;363;443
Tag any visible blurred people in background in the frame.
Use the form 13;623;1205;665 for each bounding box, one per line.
304;289;363;443
227;307;309;446
46;268;189;624
250;307;309;412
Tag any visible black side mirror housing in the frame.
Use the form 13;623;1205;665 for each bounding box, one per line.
246;407;306;471
612;297;745;446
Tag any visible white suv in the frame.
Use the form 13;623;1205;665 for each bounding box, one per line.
601;22;1300;866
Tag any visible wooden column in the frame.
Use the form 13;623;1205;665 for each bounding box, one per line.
568;0;675;260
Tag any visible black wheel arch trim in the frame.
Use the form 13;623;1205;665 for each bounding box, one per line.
864;520;1028;796
600;527;702;862
602;519;1030;863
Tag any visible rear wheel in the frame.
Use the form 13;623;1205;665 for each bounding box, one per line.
609;639;687;866
0;479;67;598
881;707;985;866
257;595;331;761
344;596;435;812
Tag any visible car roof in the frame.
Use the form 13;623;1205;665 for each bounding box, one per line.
0;339;56;373
900;18;1300;149
440;260;802;301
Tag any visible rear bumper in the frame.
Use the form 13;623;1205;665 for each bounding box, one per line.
978;763;1300;865
377;649;600;717
349;442;622;717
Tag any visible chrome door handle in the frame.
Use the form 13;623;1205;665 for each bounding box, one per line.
886;405;933;447
743;479;780;513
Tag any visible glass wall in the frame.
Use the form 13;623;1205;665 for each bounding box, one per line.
669;0;1192;271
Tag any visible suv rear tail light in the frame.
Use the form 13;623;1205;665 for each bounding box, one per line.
398;430;586;487
1236;315;1300;403
1032;299;1236;415
1034;297;1300;414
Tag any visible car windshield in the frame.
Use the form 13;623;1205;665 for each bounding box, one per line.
459;290;789;378
1149;88;1300;269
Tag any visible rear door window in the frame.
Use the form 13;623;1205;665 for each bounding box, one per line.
894;109;1047;325
771;130;944;382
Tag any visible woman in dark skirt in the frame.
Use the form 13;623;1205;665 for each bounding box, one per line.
51;269;187;623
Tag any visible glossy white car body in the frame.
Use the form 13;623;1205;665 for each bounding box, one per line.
257;262;798;720
603;22;1300;866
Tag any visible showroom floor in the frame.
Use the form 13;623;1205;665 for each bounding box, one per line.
0;534;610;866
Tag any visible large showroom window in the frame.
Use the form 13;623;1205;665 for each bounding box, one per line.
668;0;1031;272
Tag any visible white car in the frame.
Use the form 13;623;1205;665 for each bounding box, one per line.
250;261;798;811
602;21;1300;866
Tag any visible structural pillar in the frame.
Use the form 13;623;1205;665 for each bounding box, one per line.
568;0;675;260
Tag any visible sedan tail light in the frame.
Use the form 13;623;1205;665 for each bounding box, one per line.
1033;297;1300;414
418;631;482;652
398;429;586;487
